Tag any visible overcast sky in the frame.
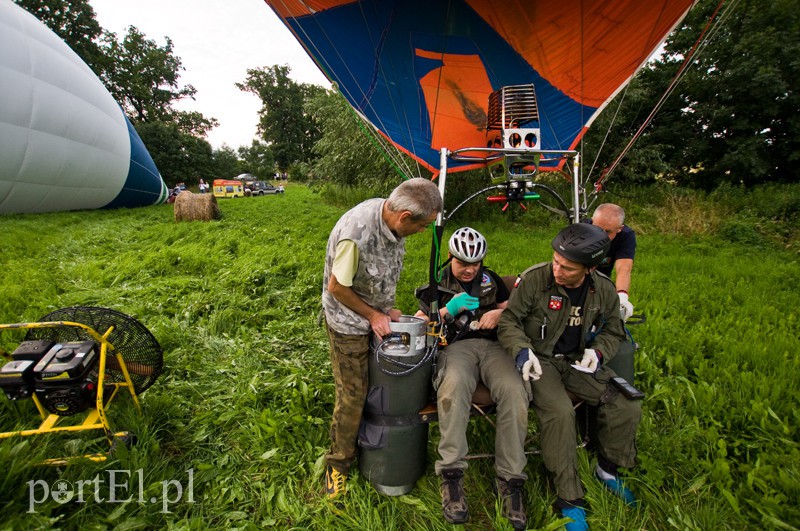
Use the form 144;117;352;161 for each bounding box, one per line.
90;0;330;150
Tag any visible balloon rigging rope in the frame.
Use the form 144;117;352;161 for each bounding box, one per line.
584;0;674;186
354;1;424;180
272;0;419;180
597;0;733;186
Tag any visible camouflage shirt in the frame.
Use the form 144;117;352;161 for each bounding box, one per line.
322;198;406;335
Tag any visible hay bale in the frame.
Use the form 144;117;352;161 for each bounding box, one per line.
173;191;220;222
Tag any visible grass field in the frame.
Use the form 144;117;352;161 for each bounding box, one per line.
0;184;798;530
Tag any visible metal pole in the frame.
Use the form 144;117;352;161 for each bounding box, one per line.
572;153;581;223
437;148;448;225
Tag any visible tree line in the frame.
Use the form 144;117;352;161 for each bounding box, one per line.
15;0;800;192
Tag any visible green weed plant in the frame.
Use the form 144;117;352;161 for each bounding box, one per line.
0;184;797;530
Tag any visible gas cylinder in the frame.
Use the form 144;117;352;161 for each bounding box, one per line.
358;316;432;495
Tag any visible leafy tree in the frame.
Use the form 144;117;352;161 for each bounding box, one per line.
306;89;397;190
99;26;203;125
238;141;276;181
95;26;219;185
585;0;800;189
16;1;223;187
665;0;800;188
237;64;324;172
581;74;677;187
173;110;218;138
13;0;104;70
135;121;213;186
211;145;244;180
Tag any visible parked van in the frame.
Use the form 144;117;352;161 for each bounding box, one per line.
213;179;245;198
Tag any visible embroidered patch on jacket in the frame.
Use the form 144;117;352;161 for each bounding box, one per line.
549;295;563;310
480;273;491;286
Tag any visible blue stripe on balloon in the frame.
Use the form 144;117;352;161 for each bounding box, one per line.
103;116;166;209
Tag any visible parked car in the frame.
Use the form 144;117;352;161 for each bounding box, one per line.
249;181;283;195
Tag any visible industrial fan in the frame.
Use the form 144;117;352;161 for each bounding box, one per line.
0;306;163;463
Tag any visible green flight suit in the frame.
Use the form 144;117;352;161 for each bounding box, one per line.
498;262;641;501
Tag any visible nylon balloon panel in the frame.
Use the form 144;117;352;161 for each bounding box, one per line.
0;1;167;215
103;118;171;209
276;0;589;172
266;0;695;173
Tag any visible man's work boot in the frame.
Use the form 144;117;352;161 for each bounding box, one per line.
324;464;347;499
440;469;469;524
496;477;527;530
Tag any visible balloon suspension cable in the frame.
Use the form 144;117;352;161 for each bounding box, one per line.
349;106;416;180
282;0;424;181
597;0;730;188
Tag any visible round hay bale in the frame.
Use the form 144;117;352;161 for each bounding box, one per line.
173;191;220;222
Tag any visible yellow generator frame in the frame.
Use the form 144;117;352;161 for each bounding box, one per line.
0;320;142;464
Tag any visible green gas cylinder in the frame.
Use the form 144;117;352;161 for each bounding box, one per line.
359;316;432;495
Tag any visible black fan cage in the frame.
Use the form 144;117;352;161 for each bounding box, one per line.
24;307;163;394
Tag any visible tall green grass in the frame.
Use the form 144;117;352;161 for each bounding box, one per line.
0;184;798;530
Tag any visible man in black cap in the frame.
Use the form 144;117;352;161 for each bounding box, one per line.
497;223;642;531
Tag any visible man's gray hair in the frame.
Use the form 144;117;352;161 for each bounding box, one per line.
386;178;443;220
593;203;625;225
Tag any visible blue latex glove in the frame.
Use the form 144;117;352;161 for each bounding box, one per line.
445;293;479;315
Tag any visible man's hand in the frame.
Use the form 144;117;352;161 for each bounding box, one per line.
578;348;600;372
369;311;393;338
618;291;634;322
515;348;542;381
472;308;503;330
445;293;479;316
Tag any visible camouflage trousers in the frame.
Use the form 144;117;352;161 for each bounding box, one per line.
325;324;370;474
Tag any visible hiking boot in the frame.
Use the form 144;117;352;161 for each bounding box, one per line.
496;477;527;530
325;465;347;499
440;469;468;524
594;465;637;506
562;506;588;531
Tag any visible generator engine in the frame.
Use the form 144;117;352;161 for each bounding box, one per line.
35;341;100;416
0;340;54;400
0;340;101;416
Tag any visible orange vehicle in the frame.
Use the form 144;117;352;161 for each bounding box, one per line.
212;179;245;198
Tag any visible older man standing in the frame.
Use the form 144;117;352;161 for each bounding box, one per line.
321;178;442;499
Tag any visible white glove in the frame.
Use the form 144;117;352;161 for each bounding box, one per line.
516;348;542;382
618;291;634;322
578;348;599;372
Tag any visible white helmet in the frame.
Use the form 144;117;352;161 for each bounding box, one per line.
448;227;487;263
